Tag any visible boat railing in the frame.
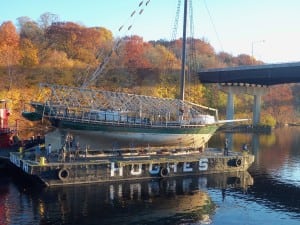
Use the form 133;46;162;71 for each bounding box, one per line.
46;112;214;129
37;101;218;128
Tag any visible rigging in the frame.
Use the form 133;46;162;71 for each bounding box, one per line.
203;0;223;52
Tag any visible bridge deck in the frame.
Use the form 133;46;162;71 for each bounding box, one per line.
198;62;300;86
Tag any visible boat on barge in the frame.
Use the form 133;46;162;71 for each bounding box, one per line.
23;91;222;149
21;0;247;149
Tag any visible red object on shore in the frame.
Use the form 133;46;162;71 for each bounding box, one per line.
0;100;16;148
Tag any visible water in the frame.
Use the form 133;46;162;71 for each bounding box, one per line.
1;127;300;225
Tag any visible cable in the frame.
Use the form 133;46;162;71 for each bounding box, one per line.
203;0;224;52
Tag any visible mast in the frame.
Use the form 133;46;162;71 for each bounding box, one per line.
180;0;188;101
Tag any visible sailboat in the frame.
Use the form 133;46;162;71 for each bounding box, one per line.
22;0;235;149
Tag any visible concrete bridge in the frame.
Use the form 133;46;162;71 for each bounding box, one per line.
198;62;300;125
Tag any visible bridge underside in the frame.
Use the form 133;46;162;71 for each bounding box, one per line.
198;62;300;86
198;61;300;125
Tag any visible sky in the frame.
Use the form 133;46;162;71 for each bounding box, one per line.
1;0;300;64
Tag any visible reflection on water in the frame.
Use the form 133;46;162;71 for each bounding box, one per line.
1;172;253;225
209;127;300;221
275;159;300;187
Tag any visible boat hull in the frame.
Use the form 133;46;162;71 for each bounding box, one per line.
46;122;219;149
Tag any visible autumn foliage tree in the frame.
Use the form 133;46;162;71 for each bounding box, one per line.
20;38;39;67
122;35;151;69
0;21;21;90
45;22;113;64
263;84;295;125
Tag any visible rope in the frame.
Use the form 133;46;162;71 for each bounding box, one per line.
203;0;224;52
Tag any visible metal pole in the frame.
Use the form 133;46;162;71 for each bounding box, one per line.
180;0;188;101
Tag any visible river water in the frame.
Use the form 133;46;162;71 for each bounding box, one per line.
1;127;300;225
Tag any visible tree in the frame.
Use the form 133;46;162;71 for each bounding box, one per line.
233;54;253;65
0;21;20;90
38;12;59;31
17;17;44;46
123;35;151;69
217;52;235;66
40;49;75;85
87;27;113;59
20;38;39;67
45;22;113;64
144;44;180;71
263;85;295;125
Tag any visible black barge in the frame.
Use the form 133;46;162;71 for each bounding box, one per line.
9;147;254;187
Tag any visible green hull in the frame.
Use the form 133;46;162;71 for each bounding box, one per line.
46;119;219;150
22;111;43;121
52;118;219;135
27;102;219;148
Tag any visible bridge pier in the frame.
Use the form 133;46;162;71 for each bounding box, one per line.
253;94;261;125
220;85;268;125
226;88;234;120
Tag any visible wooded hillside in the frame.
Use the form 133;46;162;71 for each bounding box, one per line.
0;13;299;132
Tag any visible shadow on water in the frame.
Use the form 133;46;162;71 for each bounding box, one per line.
4;172;253;225
247;170;300;215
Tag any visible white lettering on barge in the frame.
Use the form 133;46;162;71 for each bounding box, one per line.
199;158;208;171
110;158;209;177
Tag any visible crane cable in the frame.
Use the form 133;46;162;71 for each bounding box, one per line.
203;0;224;52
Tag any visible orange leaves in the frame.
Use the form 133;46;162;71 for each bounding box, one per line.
0;21;21;91
20;39;39;67
123;35;151;69
0;21;20;66
264;84;293;105
0;21;19;48
45;22;113;64
263;85;295;125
